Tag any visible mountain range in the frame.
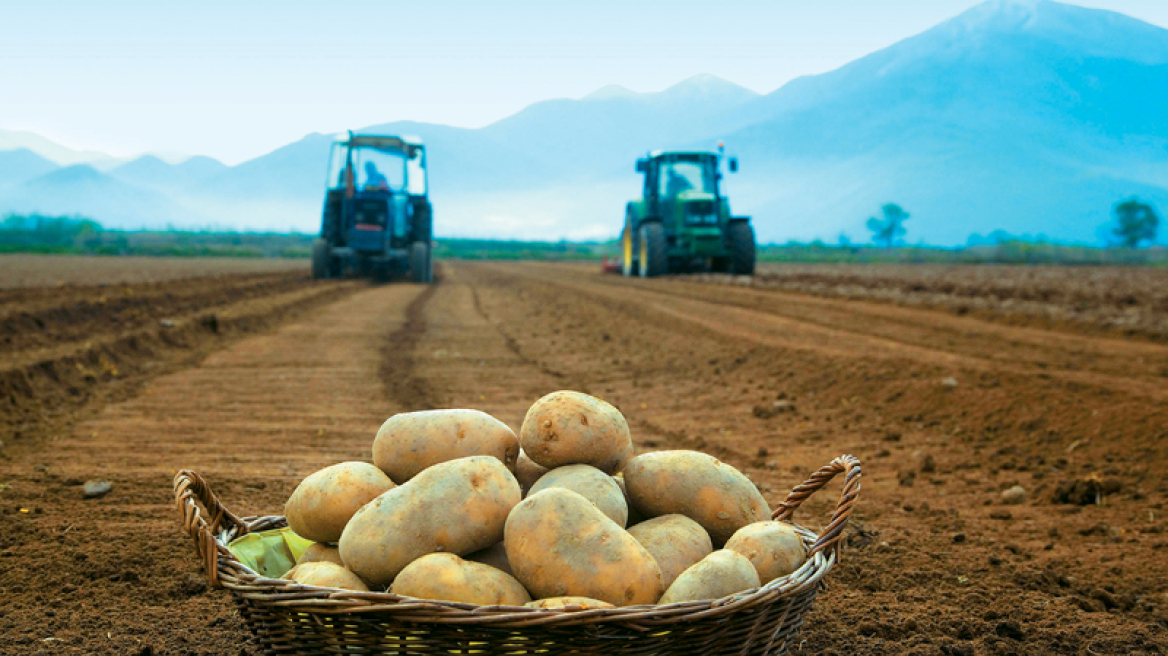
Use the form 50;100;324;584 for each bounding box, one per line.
1;0;1166;245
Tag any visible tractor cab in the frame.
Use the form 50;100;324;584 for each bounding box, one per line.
639;152;722;231
314;133;433;282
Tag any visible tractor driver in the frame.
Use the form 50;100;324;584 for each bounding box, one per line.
664;166;692;197
364;161;389;191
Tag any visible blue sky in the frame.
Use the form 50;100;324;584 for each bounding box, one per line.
2;0;1166;164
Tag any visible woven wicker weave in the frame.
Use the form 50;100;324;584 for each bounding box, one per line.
174;454;861;655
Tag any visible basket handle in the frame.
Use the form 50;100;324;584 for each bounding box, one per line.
771;454;861;559
173;469;248;588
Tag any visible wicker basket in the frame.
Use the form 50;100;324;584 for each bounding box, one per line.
174;454;861;655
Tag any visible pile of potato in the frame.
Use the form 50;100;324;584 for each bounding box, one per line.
279;390;807;608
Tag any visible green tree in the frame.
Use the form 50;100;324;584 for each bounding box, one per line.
866;203;909;247
1112;198;1159;247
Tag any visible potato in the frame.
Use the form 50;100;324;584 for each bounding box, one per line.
658;550;760;605
525;597;615;610
515;449;549;493
725;522;807;584
465;542;514;577
339;456;521;586
519;391;633;473
390;553;531;606
505;488;662;607
612;474;645;526
623;451;771;544
373;409;519;483
282;561;369;592
528;464;628;527
297;542;344;567
627;514;713;589
284;461;395;543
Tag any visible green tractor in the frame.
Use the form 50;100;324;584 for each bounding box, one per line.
620;150;754;277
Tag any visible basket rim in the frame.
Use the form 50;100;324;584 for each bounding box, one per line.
210;513;836;626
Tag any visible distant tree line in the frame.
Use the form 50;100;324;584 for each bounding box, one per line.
864;197;1160;250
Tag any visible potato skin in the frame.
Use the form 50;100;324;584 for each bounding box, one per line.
515;449;549;493
623;451;771;544
627;514;713;589
612;474;645;526
525;597;615;610
373;409;519;483
339;456;521;586
283;561;370;592
519;391;633;474
505;488;662;607
297;543;344;567
725;522;807;584
529;464;628;527
284;462;395;543
390;553;531;606
658;550;761;605
465;542;514;577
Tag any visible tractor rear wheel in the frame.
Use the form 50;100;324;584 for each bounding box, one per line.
621;222;638;276
728;221;756;275
638;222;668;278
409;241;433;283
311;238;331;280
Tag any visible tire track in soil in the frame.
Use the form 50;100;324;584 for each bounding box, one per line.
0;282;424;655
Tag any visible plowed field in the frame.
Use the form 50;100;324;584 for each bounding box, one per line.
1;259;1166;655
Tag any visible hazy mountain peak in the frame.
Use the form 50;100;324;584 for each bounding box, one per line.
944;0;1168;63
582;84;638;101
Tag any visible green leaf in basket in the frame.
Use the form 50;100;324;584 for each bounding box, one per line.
228;527;315;579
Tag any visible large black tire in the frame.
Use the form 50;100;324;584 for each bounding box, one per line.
638;222;668;278
728;221;756;275
311;238;330;280
409;241;433;283
621;220;638;276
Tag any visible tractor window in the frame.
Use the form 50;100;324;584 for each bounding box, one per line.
325;143;348;189
351;146;406;192
658;160;715;198
406;147;427;196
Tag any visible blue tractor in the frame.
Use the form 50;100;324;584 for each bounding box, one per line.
311;133;433;282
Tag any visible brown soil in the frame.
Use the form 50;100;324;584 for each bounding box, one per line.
740;263;1168;343
1;261;1167;655
0;254;307;288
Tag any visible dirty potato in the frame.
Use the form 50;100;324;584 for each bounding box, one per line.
627;514;713;589
504;488;662;607
465;542;514;577
339;456;521;586
296;542;344;567
525;597;615;610
612;474;645;526
284;461;395;544
657;550;760;605
283;561;370;592
528;464;628;527
725;522;807;584
514;449;550;493
373;409;519;483
623;450;771;544
519;391;633;474
390;553;531;606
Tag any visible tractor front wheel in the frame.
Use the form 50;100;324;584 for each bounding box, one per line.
638;222;668;278
409;241;433;283
728;221;756;275
311;238;331;280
